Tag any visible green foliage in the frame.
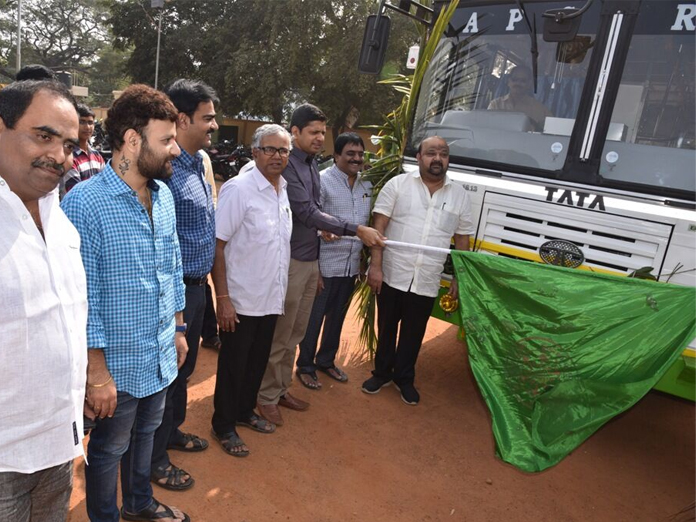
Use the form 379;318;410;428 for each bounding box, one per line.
0;0;110;80
107;0;418;126
352;0;460;356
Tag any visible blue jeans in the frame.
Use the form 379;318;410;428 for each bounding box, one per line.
297;276;356;373
85;389;167;522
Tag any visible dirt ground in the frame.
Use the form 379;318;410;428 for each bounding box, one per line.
68;308;696;522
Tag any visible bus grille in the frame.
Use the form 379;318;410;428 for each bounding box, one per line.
477;192;673;277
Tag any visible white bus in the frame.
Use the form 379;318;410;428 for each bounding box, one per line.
362;0;695;399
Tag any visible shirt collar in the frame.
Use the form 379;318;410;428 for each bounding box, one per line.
329;163;361;187
102;161;161;196
251;165;287;192
172;148;203;170
411;169;452;186
291;146;313;165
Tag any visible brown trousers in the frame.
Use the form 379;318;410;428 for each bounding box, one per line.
258;258;319;405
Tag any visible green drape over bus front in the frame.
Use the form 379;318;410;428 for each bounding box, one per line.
451;251;696;472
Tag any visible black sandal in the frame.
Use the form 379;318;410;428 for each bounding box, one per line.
151;464;194;491
167;432;209;452
121;498;190;521
211;429;250;457
237;413;276;434
318;365;349;383
296;369;322;390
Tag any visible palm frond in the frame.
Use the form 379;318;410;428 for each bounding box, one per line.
353;0;460;357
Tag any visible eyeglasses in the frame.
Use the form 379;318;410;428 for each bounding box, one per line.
257;146;290;158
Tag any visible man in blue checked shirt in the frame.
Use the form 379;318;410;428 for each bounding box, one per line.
62;84;190;522
296;133;372;389
149;79;218;492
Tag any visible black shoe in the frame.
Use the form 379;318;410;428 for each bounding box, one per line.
394;382;420;405
361;376;392;394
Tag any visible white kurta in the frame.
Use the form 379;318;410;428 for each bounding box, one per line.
0;178;88;473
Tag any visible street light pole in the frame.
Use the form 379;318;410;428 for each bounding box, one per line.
154;10;162;88
152;0;165;89
16;0;22;72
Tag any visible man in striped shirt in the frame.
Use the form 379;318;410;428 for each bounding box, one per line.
60;103;105;198
296;133;372;389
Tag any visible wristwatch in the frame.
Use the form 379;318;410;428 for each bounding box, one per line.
175;323;187;334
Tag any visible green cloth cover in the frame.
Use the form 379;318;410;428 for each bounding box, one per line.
451;250;696;472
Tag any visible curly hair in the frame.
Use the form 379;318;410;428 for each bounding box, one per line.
105;84;178;151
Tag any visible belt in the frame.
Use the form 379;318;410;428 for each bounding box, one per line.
183;276;208;286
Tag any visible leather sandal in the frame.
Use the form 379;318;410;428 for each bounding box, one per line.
151;464;194;491
237;413;275;434
121;498;190;521
296;369;322;390
167;432;209;453
211;429;249;457
318;365;349;382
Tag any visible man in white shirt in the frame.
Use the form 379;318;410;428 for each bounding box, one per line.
363;136;474;405
210;124;293;456
0;80;87;521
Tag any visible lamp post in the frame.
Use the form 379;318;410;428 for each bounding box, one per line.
152;0;165;88
16;0;22;72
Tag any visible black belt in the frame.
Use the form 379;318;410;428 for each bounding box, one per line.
184;276;207;286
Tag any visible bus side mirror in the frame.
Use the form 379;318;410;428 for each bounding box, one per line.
358;15;391;75
543;8;582;42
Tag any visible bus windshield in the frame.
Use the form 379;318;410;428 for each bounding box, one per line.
410;1;695;198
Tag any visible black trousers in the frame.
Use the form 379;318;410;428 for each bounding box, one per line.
151;283;206;470
201;282;218;340
212;314;278;436
373;283;435;386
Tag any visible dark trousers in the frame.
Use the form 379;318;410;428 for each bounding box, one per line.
373;283;435;386
297;275;356;373
0;462;72;522
151;283;206;470
212;314;278;435
201;282;218;340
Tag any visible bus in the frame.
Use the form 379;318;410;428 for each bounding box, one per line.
361;0;696;400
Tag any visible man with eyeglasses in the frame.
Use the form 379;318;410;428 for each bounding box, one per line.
256;104;385;428
210;124;293;456
60;103;105;198
295;133;372;389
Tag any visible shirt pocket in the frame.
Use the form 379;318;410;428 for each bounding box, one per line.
155;233;177;275
438;208;459;234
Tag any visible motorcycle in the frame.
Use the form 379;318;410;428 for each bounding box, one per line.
92;120;112;161
208;141;252;181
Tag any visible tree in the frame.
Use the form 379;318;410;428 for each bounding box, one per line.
108;0;419;126
0;0;111;81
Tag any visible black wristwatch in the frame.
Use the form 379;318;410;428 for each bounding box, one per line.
175;323;187;334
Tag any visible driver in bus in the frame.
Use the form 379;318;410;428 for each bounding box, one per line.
488;65;553;131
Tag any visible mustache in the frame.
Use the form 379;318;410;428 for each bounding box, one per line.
32;159;65;175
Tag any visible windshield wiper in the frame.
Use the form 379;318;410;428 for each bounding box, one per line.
515;0;539;94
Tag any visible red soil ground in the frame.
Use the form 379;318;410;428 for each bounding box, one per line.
68;309;695;522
